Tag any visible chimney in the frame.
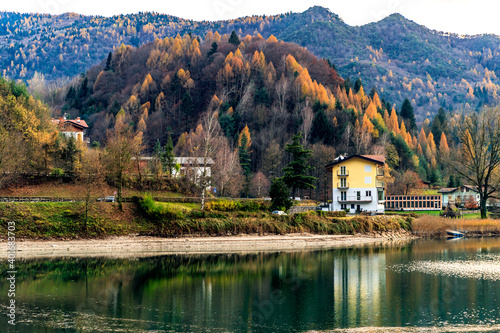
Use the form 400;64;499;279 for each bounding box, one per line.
76;117;81;123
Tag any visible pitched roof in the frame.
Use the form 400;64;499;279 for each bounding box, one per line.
361;155;386;164
438;187;458;194
326;155;385;169
462;185;481;193
51;118;88;129
65;119;88;129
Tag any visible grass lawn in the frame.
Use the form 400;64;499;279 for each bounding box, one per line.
411;210;441;216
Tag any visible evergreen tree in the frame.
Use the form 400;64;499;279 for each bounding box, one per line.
400;98;417;133
228;31;240;46
281;132;317;198
207;41;218;57
109;99;121;116
181;91;194;131
448;175;455;188
354;78;363;93
79;77;89;98
104;52;113;71
162;135;176;177
310;109;333;145
270;178;292;212
238;131;252;196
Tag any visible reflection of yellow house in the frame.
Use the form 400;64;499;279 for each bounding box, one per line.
326;155;385;213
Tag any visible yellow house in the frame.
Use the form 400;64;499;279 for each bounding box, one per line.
326;155;385;213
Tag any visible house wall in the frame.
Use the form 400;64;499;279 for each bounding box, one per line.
331;158;384;213
61;131;84;141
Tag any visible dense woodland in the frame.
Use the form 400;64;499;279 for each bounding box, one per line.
1;6;500;121
0;30;467;201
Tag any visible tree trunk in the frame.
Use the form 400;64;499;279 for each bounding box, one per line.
201;187;206;211
480;197;487;219
118;175;123;211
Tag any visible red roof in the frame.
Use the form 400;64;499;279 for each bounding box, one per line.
65;119;88;129
326;155;385;169
361;155;386;164
51;118;88;129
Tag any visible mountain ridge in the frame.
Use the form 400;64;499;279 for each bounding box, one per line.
1;6;500;120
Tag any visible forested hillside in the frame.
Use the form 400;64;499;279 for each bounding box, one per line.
56;33;455;199
2;7;500;120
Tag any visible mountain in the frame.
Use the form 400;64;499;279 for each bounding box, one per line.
66;34;434;194
1;7;500;120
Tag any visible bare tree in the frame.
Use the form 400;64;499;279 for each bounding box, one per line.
250;171;270;198
388;170;424;195
105;113;143;210
212;138;243;197
275;74;289;116
446;108;500;218
198;111;223;210
300;104;314;145
79;148;106;230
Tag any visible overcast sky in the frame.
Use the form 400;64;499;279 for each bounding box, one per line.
2;0;499;36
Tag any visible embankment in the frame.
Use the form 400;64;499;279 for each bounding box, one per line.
0;199;413;240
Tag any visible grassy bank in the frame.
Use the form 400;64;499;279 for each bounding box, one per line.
0;199;413;239
0;202;152;239
412;215;500;237
136;197;412;237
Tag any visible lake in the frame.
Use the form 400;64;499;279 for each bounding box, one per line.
2;238;500;332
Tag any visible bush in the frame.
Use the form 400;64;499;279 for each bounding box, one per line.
205;200;269;212
270;178;292;211
50;168;64;177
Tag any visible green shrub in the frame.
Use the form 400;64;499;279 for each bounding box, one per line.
50;168;64;177
205;200;268;212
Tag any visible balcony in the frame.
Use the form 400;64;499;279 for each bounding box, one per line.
338;196;373;203
376;181;385;188
377;168;385;178
337;182;349;189
337;170;349;177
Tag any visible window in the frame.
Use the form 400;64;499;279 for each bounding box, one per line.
366;191;372;197
341;204;347;210
351;204;355;209
378;191;384;201
340;166;346;175
341;191;347;201
340;178;347;188
365;177;372;184
365;165;372;172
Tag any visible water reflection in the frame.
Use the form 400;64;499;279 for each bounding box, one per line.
1;238;499;332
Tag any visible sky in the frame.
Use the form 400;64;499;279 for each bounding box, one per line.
2;0;499;36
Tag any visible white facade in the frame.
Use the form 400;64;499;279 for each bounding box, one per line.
60;131;84;141
332;187;384;214
439;186;481;207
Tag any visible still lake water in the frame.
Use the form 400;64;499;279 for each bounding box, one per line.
2;238;500;332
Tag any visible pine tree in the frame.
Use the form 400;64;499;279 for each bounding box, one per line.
310;109;333;145
228;31;240;46
354;78;363;93
162;135;176;177
400;98;417;133
281;132;317;198
207;41;218;57
104;52;113;71
270;178;292;211
239;131;252;196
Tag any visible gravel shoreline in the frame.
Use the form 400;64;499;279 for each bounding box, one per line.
1;231;415;258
